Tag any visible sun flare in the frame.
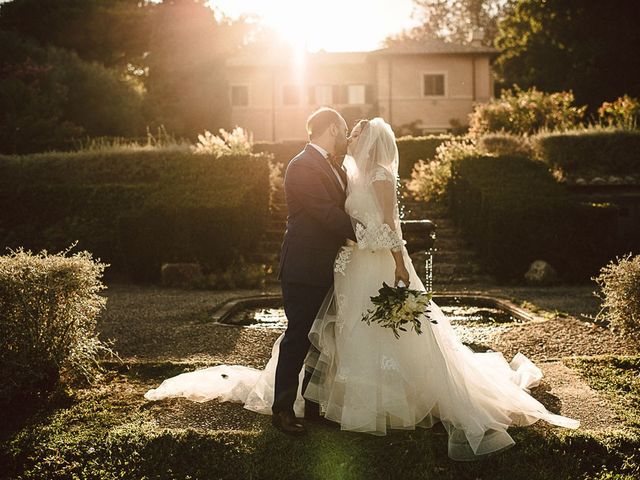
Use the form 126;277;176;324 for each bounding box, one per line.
210;0;418;52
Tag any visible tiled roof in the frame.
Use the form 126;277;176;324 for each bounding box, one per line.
373;38;497;55
226;50;370;67
226;39;497;67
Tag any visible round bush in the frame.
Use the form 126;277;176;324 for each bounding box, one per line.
593;253;640;333
0;246;112;405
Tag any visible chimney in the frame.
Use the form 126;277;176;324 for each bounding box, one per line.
468;27;485;47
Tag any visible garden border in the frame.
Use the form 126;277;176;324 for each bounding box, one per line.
211;292;547;326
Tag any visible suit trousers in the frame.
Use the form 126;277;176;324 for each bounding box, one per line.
272;281;330;414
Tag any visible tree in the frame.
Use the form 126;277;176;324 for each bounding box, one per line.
495;0;640;112
0;29;144;153
143;0;249;138
0;0;153;74
386;0;515;46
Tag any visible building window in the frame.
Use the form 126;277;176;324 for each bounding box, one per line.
315;85;333;105
347;85;366;105
283;85;301;105
423;74;445;96
333;85;348;104
231;85;249;106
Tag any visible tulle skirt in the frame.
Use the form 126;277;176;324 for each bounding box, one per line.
302;246;578;459
144;246;579;460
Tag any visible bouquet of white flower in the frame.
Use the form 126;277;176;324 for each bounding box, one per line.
362;281;436;339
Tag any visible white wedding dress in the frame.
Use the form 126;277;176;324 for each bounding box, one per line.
144;118;579;461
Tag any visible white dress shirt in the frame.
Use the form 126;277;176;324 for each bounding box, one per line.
309;142;346;190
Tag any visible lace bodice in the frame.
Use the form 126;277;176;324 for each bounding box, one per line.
344;166;403;254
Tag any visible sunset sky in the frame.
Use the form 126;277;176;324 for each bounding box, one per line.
0;0;421;52
210;0;420;52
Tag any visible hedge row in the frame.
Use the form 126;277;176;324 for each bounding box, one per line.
0;150;270;281
450;155;620;282
254;135;453;178
396;135;454;178
533;129;640;176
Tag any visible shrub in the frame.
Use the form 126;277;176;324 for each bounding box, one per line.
73;126;190;153
0;245;113;405
477;133;534;158
598;95;640;130
204;257;268;290
253;135;453;179
192;127;252;157
593;253;640;333
450;155;619;281
469;86;586;137
396;134;454;178
0;150;271;282
253;141;306;167
533;128;640;177
406;137;476;202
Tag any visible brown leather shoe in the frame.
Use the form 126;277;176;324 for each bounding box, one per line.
272;411;306;436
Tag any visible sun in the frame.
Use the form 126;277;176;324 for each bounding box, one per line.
210;0;418;52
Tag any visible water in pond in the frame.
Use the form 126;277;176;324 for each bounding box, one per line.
236;303;518;330
229;302;520;352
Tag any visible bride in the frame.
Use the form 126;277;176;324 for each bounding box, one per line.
144;117;579;461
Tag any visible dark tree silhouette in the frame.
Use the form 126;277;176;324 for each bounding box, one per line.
495;0;640;112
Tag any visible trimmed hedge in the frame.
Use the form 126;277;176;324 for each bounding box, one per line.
254;135;453;179
253;141;306;167
0;150;270;281
450;155;620;282
533;129;640;176
396;135;454;178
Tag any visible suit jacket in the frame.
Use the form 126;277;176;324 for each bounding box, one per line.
278;144;356;287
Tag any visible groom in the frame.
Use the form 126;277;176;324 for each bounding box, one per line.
272;107;357;435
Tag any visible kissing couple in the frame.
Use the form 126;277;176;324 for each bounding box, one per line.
145;108;579;461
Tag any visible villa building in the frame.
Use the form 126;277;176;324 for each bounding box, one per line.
225;38;497;141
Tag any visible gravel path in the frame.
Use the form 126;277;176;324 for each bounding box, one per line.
491;317;639;362
99;281;638;434
532;361;620;432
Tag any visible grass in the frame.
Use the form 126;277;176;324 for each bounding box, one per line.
1;360;639;480
565;355;640;431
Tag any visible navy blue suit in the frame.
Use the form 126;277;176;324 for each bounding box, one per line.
273;144;356;414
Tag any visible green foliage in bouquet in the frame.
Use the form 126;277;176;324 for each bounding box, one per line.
362;282;435;339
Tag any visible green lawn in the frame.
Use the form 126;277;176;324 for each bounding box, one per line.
1;357;638;480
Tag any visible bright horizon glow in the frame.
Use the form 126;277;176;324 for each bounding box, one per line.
209;0;420;52
0;0;422;52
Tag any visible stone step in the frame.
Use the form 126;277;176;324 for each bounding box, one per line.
265;228;285;237
430;228;461;239
258;239;283;251
402;212;453;223
246;252;280;264
269;208;289;218
432;249;479;263
430;263;482;275
432;274;496;285
432;237;470;250
402;204;449;215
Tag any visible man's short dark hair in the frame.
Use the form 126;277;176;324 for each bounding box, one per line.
306;107;342;140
